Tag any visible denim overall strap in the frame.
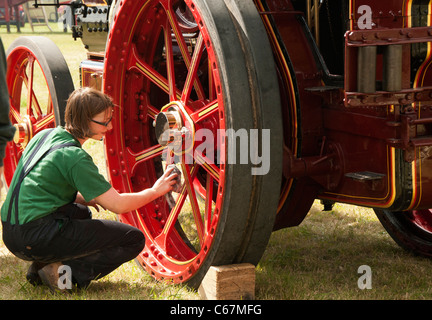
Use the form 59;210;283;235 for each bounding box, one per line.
6;129;78;225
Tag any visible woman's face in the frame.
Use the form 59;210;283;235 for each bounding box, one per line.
89;108;114;141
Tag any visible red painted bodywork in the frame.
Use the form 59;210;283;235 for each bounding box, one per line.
244;0;432;229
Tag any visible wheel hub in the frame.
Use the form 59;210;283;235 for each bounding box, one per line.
13;116;33;147
154;102;195;155
154;109;183;146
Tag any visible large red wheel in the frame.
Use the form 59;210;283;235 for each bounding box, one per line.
103;0;282;287
4;36;74;186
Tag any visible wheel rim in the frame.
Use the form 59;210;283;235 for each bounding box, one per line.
375;208;432;257
407;210;432;234
103;0;282;285
4;37;74;186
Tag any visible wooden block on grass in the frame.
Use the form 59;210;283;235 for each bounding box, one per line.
198;263;255;300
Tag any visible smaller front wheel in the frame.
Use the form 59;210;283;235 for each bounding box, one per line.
375;208;432;257
4;36;74;186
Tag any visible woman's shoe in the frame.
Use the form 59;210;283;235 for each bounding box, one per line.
37;262;66;293
26;261;46;286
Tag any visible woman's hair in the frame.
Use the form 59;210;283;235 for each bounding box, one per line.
64;87;114;139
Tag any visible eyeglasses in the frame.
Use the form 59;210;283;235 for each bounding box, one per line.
91;115;113;127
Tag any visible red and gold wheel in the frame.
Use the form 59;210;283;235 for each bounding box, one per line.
4;36;74;186
104;0;283;287
375;208;432;257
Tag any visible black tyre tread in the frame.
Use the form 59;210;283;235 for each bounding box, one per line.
7;36;74;125
223;0;283;265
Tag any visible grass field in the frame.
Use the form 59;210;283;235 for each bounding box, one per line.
2;22;432;301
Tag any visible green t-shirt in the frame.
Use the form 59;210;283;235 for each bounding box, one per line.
1;127;112;225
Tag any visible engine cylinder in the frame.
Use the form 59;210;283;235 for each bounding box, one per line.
357;45;377;93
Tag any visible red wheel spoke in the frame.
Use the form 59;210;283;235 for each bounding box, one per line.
129;45;182;100
164;20;177;102
46;94;53;116
21;63;43;118
165;5;205;100
154;184;188;250
204;174;214;232
125;145;166;175
26;56;35;116
34;113;55;132
147;105;159;119
190;99;218;123
181;161;205;246
154;162;206;250
10;107;22;123
181;33;205;103
164;5;191;67
154;162;200;250
195;152;220;182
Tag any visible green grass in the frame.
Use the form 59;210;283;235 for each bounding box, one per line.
2;23;432;300
257;203;432;300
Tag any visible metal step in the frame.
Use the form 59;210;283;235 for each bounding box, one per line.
305;85;341;92
345;171;386;181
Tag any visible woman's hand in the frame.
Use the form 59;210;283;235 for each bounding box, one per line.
151;166;179;198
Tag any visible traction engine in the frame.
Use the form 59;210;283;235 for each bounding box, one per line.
5;0;432;288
